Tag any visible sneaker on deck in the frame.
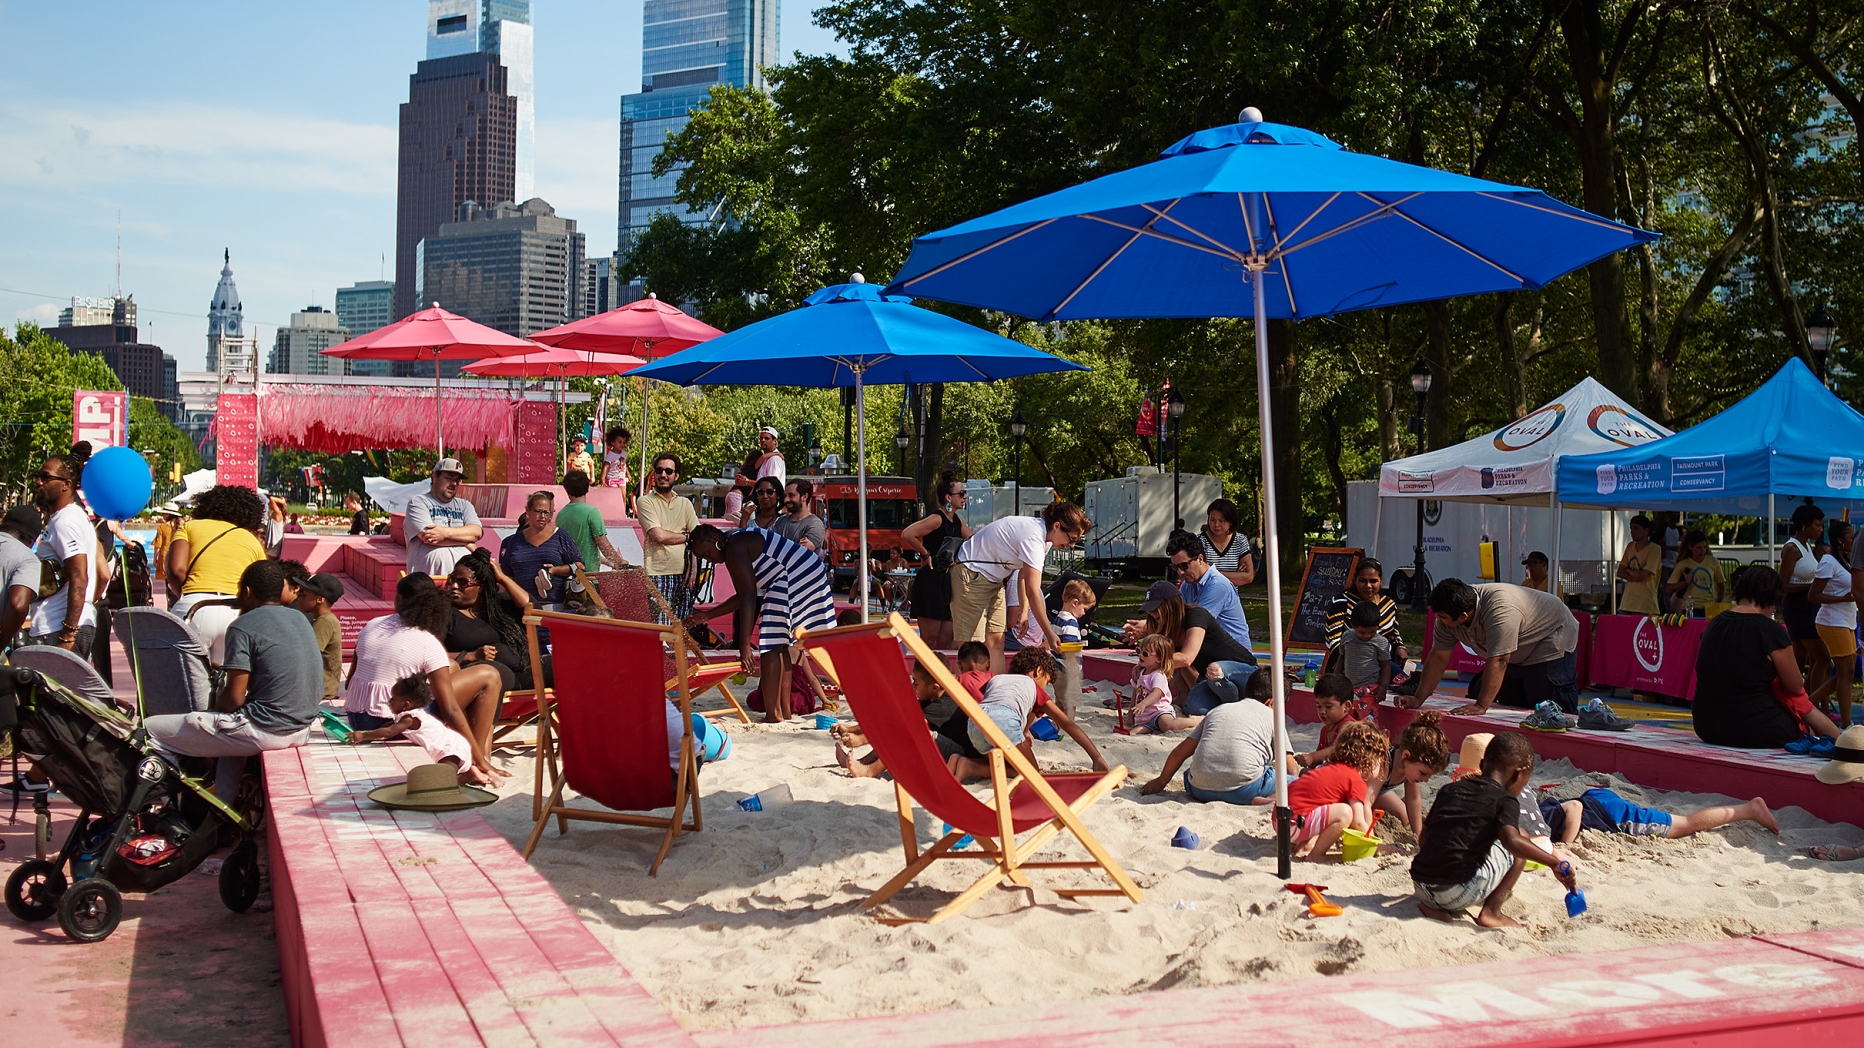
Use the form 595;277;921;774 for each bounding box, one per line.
1577;697;1633;732
1520;700;1576;733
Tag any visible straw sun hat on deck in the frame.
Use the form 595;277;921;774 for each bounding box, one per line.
367;763;498;811
1815;726;1864;785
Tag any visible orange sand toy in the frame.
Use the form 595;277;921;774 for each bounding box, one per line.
1285;882;1343;917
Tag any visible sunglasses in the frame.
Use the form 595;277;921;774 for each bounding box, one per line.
445;576;480;588
33;471;70;483
1170;560;1193;574
653;466;676;475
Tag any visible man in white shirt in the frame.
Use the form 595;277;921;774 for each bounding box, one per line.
950;502;1091;672
24;454;99;657
402;458;483;578
0;505;43;648
754;426;786;486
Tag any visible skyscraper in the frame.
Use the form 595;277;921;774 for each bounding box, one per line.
267;306;351;376
427;1;533;201
58;294;135;328
419;198;585;348
335;280;395;376
206;250;242;373
617;0;778;256
395;7;524;322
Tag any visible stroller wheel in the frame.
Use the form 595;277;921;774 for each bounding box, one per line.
5;859;68;922
57;878;122;943
219;841;261;913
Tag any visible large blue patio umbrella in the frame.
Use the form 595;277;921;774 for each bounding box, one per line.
629;276;1087;617
886;110;1657;876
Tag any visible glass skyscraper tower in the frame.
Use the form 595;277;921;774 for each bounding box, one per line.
427;0;535;201
618;0;778;255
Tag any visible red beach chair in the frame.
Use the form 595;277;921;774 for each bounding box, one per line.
520;610;703;876
577;565;751;723
800;613;1142;924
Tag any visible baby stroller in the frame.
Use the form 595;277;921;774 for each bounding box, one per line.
3;636;260;943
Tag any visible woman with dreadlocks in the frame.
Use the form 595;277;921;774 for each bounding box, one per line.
443;549;549;695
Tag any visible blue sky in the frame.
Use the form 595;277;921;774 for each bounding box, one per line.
0;1;845;370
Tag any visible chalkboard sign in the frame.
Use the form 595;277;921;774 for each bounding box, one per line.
1286;547;1363;650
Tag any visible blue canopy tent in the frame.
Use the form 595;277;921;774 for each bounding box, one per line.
1557;358;1864;530
628;278;1087;616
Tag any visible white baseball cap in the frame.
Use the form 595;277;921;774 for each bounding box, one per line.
432;458;465;476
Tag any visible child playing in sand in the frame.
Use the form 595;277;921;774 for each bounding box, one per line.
1293;674;1361;769
1052;579;1094;717
838;658;967;778
1371;710;1453;835
1141;672;1294;804
1285;719;1388;860
954;641;993;702
1411;731;1576;928
1538;786;1778;842
345;673;490;785
950;647;1109;779
1129;634;1199;734
1339;602;1393;704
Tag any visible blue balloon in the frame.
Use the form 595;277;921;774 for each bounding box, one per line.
82;446;153;521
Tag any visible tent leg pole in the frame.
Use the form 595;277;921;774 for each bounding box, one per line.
856;369;870;624
1610;510;1619;615
1249;262;1292;881
1768;494;1776;566
1550;490;1562;600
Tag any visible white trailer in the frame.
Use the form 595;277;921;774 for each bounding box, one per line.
958;480;1057;529
1083;469;1223;562
1346;479;1633;606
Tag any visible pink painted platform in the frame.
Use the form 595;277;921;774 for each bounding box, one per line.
1372;697;1864;828
268;730;1864;1046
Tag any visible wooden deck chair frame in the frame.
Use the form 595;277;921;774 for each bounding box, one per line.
574;565;751;724
800;613;1143;925
521;609;701;875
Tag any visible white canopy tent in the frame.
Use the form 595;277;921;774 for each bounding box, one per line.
1375;378;1672;599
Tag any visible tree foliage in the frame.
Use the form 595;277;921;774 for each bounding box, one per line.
620;0;1864;565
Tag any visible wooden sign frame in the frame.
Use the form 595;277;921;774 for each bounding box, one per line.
1284;546;1363;651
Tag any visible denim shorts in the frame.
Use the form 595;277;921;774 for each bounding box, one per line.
967;704;1026;754
347;710;396;732
1183;765;1277;805
1186;661;1257;716
1414;841;1513;912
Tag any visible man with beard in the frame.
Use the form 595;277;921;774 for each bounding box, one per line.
636;453;698;622
774;478;827;555
24;453;100;657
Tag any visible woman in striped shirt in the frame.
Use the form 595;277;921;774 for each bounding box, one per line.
1199;498;1255;588
685;523;837;722
1324;558;1407;672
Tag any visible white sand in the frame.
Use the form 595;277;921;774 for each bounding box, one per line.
478;690;1864;1031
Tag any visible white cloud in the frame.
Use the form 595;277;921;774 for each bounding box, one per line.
534;116;619;254
0;92;396;197
14;302;60;326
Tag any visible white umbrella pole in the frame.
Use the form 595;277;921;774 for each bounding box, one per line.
435;357;444;459
856;368;870;623
1251;265;1293;880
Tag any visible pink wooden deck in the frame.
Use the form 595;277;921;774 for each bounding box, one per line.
266;737;696;1048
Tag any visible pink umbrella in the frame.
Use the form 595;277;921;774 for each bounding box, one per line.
531;294;723;491
322;305;538;457
463;348;648;471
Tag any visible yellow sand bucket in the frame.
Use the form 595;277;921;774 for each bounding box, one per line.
1340;828;1381;862
1056;641;1086;653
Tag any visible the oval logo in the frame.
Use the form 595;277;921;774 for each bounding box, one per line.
1423;499;1443;526
1633;615;1664;673
1587;404;1666;447
1494;404;1566;451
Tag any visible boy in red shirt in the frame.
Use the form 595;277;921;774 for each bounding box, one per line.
1287;719;1388;860
1295;673;1362;769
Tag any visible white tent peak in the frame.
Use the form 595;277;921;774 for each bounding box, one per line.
1379;377;1670;506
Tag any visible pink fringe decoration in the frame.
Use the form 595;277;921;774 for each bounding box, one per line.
258;384;519;453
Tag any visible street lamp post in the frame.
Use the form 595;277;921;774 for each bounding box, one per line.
1808;304;1838;384
894;424;910;475
1409;358;1433;609
1166;385;1186;530
1009;409;1027;518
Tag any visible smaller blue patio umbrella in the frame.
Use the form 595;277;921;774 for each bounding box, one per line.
629;276;1087;617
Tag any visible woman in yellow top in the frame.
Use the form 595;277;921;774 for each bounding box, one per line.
1616;514;1663;616
1665;529;1727;615
165;484;269;662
